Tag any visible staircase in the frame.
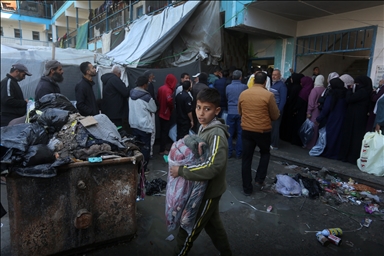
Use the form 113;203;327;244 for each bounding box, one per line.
343;59;369;79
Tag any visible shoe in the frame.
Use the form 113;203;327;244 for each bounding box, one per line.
270;145;278;150
236;155;242;159
242;190;252;196
159;150;169;155
254;182;265;191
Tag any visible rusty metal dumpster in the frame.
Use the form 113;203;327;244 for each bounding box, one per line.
6;151;142;256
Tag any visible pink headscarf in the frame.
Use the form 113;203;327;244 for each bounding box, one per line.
298;76;314;101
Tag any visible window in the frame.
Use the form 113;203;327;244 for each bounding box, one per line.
0;27;3;36
32;31;40;40
136;6;143;17
48;32;53;42
14;28;21;38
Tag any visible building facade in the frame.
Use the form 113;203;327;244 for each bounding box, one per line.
1;1;383;81
220;1;384;81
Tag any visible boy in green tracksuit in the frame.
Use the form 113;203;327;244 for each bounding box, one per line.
170;88;232;256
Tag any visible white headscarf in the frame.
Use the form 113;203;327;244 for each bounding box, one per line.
327;72;339;86
314;75;325;88
339;74;354;89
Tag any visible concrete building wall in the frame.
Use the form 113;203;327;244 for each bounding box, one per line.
244;6;297;37
296;5;384;79
296;50;369;78
1;19;48;41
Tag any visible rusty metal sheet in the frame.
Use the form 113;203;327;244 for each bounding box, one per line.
6;152;142;256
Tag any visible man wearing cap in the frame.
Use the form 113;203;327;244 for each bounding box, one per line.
75;61;99;116
191;72;208;132
1;64;32;126
35;60;64;101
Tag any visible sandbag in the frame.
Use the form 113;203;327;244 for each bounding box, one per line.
357;131;384;176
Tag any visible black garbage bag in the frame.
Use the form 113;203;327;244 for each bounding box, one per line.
22;144;56;167
37;108;70;133
1;123;49;152
13;157;72;178
35;93;78;113
145;178;167;196
293;174;323;199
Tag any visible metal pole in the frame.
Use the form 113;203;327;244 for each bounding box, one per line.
52;42;56;60
76;8;79;28
19;20;22;45
66;16;69;47
106;3;109;32
129;0;133;23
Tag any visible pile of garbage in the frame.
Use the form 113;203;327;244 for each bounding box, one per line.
0;93;142;178
272;164;383;215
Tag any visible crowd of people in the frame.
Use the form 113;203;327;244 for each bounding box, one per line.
1;62;384;174
1;61;384;255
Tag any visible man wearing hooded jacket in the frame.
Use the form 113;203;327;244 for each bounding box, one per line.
129;76;157;172
157;74;177;155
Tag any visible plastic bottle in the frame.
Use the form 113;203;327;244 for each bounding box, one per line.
321;228;343;237
299;179;309;197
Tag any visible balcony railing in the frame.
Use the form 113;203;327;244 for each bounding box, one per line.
88;0;184;42
1;36;51;47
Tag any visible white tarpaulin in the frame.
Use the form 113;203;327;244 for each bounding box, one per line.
163;1;222;67
1;45;97;100
106;0;201;67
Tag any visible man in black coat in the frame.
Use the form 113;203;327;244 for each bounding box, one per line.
0;63;31;126
175;80;193;140
35;60;63;101
75;62;98;116
101;65;130;128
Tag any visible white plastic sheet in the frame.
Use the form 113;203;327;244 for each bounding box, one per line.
106;1;201;67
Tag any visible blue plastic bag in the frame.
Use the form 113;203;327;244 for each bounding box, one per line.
299;119;314;147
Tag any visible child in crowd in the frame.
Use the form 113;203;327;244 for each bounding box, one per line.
169;88;232;256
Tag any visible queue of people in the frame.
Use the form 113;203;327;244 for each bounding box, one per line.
2;60;384;255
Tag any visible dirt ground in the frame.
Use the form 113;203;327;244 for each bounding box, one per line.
1;144;383;256
87;150;384;256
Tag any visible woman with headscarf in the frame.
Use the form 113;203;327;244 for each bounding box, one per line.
338;75;371;164
280;73;304;142
306;75;326;149
291;76;313;146
315;78;347;159
374;95;384;133
366;76;384;132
